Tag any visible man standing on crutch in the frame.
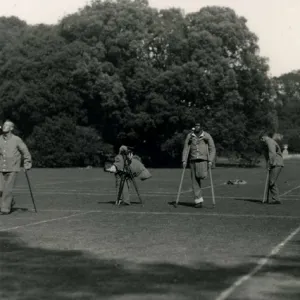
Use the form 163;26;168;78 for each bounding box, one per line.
260;132;284;204
0;120;32;214
182;123;216;208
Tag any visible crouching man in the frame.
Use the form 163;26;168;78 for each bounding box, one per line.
0;120;32;215
105;146;151;205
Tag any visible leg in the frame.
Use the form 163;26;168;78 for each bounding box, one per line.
1;172;18;213
129;174;143;204
268;167;282;203
116;174;126;204
0;172;4;210
194;161;208;207
116;172;131;205
190;162;202;201
122;178;130;205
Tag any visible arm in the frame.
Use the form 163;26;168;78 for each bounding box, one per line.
106;155;123;173
182;133;191;163
205;133;216;162
106;165;117;173
17;138;32;170
265;139;277;166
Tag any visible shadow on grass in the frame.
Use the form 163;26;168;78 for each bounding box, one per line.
168;201;216;210
97;201;142;205
234;198;263;204
244;240;300;300
11;207;31;213
0;231;253;300
168;201;195;208
0;232;299;299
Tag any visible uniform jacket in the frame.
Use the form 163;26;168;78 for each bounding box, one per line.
263;136;284;167
182;131;216;163
0;134;32;172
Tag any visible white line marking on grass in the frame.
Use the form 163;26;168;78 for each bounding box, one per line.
215;224;300;300
12;190;300;202
12;186;215;197
206;196;300;201
14;183;224;196
280;184;300;196
16;176;193;188
0;211;92;232
16;177;114;188
38;209;300;219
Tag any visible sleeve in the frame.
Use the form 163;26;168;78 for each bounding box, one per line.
182;133;191;162
17;138;32;169
106;165;117;173
205;133;216;162
265;139;276;166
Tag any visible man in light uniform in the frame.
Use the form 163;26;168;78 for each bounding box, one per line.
0;120;32;214
105;145;151;205
182;123;216;208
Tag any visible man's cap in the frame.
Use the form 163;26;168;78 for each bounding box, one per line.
119;145;128;152
119;145;134;153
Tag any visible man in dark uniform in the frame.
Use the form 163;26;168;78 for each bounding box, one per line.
260;132;284;204
182;123;216;208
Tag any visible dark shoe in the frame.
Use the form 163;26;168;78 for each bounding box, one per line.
195;203;203;208
120;201;130;206
269;200;281;205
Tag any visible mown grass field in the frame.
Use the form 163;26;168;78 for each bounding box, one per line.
0;159;299;300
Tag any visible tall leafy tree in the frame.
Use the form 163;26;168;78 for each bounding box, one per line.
0;1;278;166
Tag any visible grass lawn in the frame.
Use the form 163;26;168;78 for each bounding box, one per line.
0;159;299;299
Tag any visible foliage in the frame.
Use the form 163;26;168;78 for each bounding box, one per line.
0;0;278;167
273;70;300;153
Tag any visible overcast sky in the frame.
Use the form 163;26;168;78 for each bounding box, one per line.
1;0;299;76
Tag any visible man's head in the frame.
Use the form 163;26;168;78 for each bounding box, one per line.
193;123;202;134
119;145;134;155
272;133;283;142
2;120;14;134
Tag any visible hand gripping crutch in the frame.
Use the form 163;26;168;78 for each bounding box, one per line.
262;169;270;204
174;145;190;208
207;145;216;207
25;170;37;213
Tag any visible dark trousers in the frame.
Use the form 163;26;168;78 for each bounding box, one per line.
268;166;282;202
0;172;18;213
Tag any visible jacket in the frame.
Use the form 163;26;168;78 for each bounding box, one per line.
263;136;284;167
0;134;32;172
182;131;216;163
114;154;151;181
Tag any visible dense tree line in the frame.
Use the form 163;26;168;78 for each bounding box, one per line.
0;0;280;167
272;70;300;153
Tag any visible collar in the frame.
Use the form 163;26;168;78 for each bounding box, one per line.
192;131;204;138
3;133;13;140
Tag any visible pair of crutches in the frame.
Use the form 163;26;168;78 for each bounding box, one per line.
174;144;215;207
